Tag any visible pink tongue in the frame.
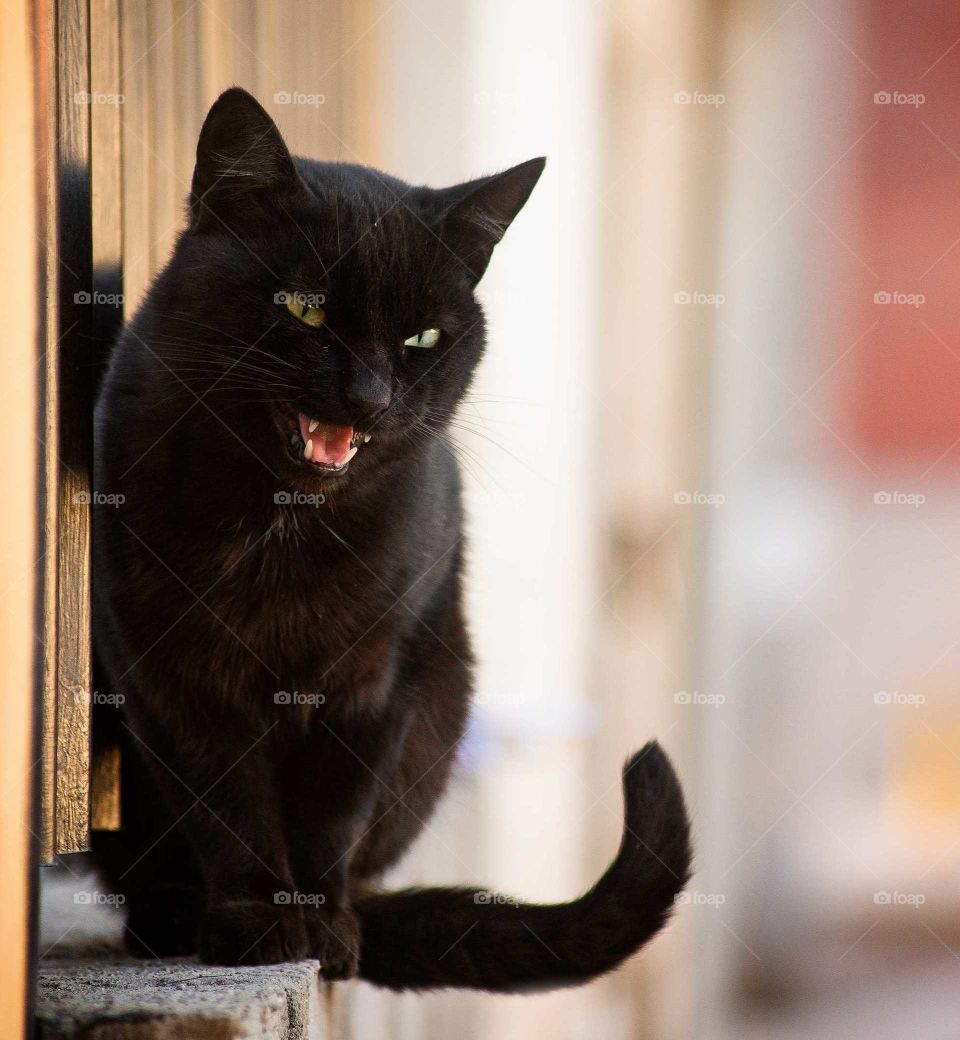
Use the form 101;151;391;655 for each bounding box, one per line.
298;414;354;466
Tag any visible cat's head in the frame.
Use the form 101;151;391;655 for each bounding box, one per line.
157;87;543;495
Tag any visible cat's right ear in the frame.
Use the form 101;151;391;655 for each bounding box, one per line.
189;87;301;231
436;157;546;285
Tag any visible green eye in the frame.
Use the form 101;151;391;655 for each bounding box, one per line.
285;293;325;327
403;328;441;349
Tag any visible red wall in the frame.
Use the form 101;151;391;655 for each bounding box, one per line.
846;2;960;471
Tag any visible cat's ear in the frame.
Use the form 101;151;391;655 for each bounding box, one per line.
438;157;546;283
190;87;301;230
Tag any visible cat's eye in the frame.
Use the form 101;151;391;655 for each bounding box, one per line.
403;328;441;349
285;293;325;328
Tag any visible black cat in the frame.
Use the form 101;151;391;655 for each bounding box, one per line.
92;87;691;990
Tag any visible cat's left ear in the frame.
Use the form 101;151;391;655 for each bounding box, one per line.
438;157;546;284
190;87;302;230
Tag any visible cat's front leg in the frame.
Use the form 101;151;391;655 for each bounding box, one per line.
281;693;411;979
122;701;309;966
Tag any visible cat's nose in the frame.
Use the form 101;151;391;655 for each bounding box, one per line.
344;369;392;422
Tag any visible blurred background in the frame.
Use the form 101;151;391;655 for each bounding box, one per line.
40;0;960;1036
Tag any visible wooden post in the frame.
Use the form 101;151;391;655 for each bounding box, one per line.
38;0;95;861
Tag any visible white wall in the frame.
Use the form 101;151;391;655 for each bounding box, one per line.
366;1;605;1036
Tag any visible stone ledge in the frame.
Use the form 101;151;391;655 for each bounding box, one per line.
36;954;325;1040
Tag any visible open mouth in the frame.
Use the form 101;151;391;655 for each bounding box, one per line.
286;412;372;474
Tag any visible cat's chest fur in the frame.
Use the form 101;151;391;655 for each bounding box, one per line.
205;508;417;708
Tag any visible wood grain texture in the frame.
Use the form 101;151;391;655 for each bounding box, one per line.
38;0;95;861
90;743;121;830
53;0;93;857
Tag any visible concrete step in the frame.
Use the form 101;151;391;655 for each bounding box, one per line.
37;955;325;1040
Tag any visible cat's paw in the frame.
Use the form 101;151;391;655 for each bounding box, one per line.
198;899;309;965
125;882;203;957
304;905;360;979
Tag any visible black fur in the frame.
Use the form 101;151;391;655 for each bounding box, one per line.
92;87;691;990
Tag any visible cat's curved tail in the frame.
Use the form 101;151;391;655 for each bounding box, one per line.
355;741;691;992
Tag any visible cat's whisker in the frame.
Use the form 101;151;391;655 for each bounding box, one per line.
409;417;503;493
152;346;297;373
